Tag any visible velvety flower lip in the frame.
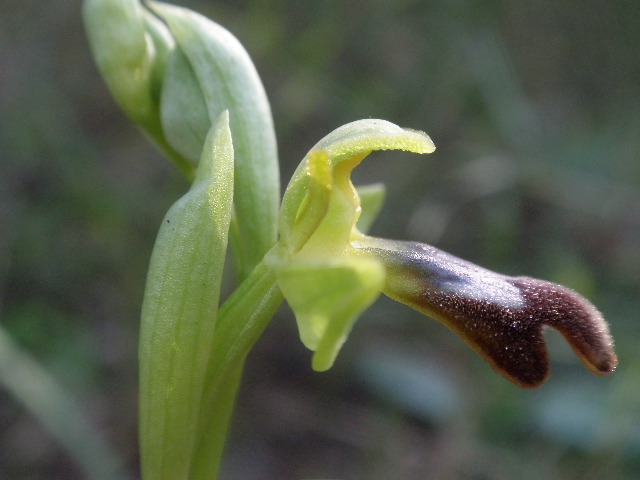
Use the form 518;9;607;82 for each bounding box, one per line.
354;237;618;388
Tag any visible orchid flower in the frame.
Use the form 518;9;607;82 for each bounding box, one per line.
269;119;617;387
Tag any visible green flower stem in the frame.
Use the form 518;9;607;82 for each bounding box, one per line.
192;258;283;480
206;260;283;389
191;363;243;480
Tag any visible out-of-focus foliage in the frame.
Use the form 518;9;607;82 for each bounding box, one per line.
1;0;638;479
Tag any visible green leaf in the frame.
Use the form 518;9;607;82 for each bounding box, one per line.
138;112;234;480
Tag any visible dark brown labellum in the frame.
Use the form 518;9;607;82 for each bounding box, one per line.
356;238;617;388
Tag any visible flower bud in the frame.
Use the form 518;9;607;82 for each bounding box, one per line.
148;1;280;277
85;0;280;275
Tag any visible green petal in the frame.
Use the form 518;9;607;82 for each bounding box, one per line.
274;257;385;371
355;183;386;234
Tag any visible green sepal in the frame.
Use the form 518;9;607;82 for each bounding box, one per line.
279;119;435;253
138;112;234;480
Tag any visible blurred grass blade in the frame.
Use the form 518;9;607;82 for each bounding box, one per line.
0;326;132;480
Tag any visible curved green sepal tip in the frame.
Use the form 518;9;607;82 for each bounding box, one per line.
280;119;435;254
311;119;435;161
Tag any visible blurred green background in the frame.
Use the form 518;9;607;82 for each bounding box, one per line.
1;0;639;479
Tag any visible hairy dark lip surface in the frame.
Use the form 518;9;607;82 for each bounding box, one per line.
356;238;617;388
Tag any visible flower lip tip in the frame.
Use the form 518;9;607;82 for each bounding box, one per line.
514;377;547;389
593;353;618;376
311;360;330;373
498;362;550;389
